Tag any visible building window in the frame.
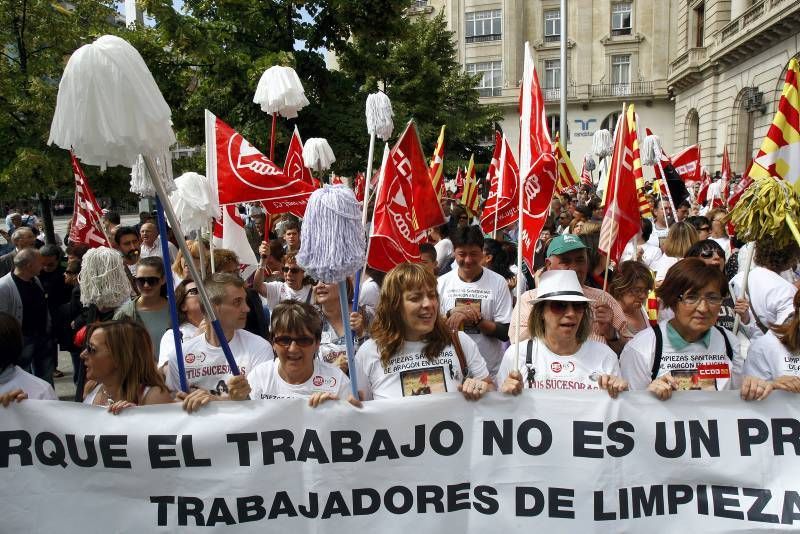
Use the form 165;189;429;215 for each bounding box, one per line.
544;9;560;43
410;0;428;7
543;59;561;100
601;111;621;133
687;109;700;146
466;61;502;97
466;10;502;43
694;3;705;47
611;54;631;94
611;2;632;36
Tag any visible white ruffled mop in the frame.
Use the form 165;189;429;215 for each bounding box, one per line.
302;137;336;185
640;133;677;221
79;247;132;309
297;186;366;398
253;65;309;160
169;172;217;278
49;34;239;392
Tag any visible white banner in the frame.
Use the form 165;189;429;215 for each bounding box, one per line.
2;391;800;532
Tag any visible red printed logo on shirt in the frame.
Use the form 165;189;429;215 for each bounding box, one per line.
185;353;196;364
697;363;731;379
313;375;324;387
551;362;563;373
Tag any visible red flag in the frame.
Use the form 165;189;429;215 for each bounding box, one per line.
69;152;110;248
481;132;520;234
670;144;702;183
354;172;366;203
712;146;732;208
696;167;711;205
518;42;558;270
580;156;592;186
454;166;465;200
395;121;445;231
284;127;315;187
599;104;642;265
205;110;315;217
367;148;421;271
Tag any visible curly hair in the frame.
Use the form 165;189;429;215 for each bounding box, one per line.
609;260;654;300
755;236;800;272
369;263;450;368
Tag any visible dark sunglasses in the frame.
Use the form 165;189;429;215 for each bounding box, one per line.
547;301;588;313
282;267;303;274
273;335;316;348
699;226;711;232
698;250;718;259
135;276;161;287
186;287;199;296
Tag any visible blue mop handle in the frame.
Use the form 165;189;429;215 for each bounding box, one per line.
338;281;359;398
154;198;188;393
352;269;362;313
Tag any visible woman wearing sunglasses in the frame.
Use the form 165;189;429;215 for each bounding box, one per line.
497;270;627;398
231;301;350;406
80;320;173;414
314;278;367;373
113;256;172;361
156;279;204;370
256;252;314;311
352;263;492;401
620;258;771;401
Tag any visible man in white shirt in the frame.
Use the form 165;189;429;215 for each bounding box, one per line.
139;222;177;263
437;225;513;376
164;273;274;403
620;218;663;269
646;199;670;247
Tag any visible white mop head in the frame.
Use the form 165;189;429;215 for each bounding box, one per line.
297;185;365;283
592;129;612;159
641;134;664;166
49;35;176;168
130;152;176;197
303;138;336;172
169;172;216;233
366;92;394;141
253;65;310;118
79;246;131;308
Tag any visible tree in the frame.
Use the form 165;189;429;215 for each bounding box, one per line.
0;0;130;241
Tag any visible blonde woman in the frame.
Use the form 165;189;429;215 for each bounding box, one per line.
170;239;210;285
652;222;699;282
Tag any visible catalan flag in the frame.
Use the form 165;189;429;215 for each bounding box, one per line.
553;134;580;193
460;155;481;216
731;58;800;205
429;125;447;198
629;108;653;219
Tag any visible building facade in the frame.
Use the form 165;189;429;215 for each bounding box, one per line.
667;0;800;176
410;0;677;174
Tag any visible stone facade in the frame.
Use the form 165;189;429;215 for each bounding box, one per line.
411;0;676;176
668;0;800;175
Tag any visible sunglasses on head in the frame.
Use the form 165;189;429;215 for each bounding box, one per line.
547;301;588;313
273;335;316;347
699;250;718;259
186;287;199;296
282;267;302;274
135;276;161;287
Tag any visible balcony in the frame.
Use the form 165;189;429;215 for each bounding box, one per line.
542;85;576;102
667;47;708;90
714;0;800;68
589;81;654;99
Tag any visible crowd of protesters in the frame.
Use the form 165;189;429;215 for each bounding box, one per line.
2;176;799;414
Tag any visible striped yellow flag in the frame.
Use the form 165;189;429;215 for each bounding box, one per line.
628;106;653;218
460;155;481;216
553;135;580;193
429;125;446;198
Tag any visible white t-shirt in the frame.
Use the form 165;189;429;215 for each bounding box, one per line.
496;339;620;391
744;330;800;380
646;223;670;247
437;268;514;375
620;239;663;269
157;323;201;367
652;255;680;282
164;329;274;394
730;266;797;328
261;281;313;311
359;278;380;314
0;366;57;400
709;236;731;260
247;359;351;400
620;322;743;391
434;238;454;268
353;332;489;400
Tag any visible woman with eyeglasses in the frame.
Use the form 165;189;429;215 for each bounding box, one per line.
80;320;173;414
497;270;627;398
352;263;492;401
609;260;655;335
314;278;367;374
231;301;350;406
113;256;172;361
620;258;771;401
156;279;204;370
684;240;757;336
744;291;800;393
256;252;314;311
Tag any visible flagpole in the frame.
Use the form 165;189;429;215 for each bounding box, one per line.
493;142;503;239
559;0;568;146
603;102;627;294
208;221;216;274
360;143;390;284
362;133;376;228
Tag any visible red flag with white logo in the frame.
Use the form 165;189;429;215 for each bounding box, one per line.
480;132;520;234
212;205;259;280
519;153;559;271
714;145;731;208
205;110;315;217
69;152;110;248
670;144;702;183
284;127;315;187
354;172;366;202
